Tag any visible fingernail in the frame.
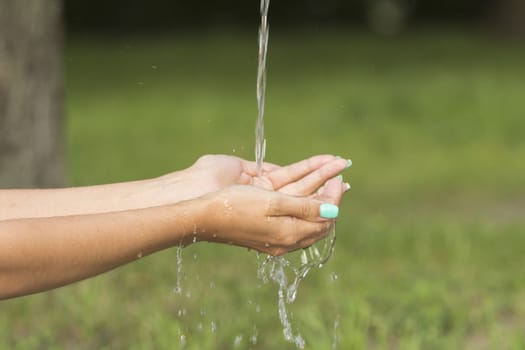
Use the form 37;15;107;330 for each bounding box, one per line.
346;159;353;169
320;204;339;219
345;183;351;192
336;175;343;182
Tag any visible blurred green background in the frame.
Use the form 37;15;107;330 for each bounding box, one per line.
2;1;525;349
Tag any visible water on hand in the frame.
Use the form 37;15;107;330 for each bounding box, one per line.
254;0;338;347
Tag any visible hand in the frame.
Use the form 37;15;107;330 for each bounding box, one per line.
154;154;351;204
198;184;344;256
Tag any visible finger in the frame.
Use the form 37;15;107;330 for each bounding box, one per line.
267;155;337;190
269;194;338;222
280;158;348;196
268;219;332;254
317;177;345;206
297;230;332;250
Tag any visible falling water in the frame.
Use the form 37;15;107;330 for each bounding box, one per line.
254;0;338;347
255;0;269;174
174;245;183;294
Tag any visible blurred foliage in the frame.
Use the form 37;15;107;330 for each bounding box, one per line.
65;0;495;33
1;29;524;349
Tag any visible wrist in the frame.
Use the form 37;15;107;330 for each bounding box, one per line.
166;194;216;246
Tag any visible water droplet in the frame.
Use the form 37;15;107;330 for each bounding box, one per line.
175;246;183;294
211;321;217;333
200;308;206;316
186;291;192;299
137;81;144;86
232;148;237;153
234;335;243;347
251;326;258;345
264;243;270;248
180;334;187;347
197;322;203;332
330;272;339;282
177;309;187;317
212;233;217;239
210;282;215;289
255;305;261;313
193;253;198;260
295;334;305;349
332;315;341;350
151;65;158;70
137;251;143;259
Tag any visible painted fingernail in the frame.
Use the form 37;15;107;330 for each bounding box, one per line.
336;175;343;182
320;204;339;219
345;183;351;192
346;159;353;169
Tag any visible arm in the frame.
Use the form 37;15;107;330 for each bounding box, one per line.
0;185;340;300
0;154;350;220
0;179;166;220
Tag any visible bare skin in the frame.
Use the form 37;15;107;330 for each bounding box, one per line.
0;155;350;300
0;155;349;219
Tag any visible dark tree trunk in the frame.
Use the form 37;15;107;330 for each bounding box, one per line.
0;0;65;188
495;0;525;35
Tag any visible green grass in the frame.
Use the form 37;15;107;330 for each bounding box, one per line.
2;29;525;349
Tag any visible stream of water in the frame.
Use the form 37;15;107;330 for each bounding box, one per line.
255;0;269;174
254;0;337;348
172;2;338;346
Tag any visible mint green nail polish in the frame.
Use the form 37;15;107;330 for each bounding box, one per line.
336;175;343;181
346;159;353;169
320;204;339;219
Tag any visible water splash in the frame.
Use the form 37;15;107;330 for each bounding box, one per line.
256;225;337;347
269;257;306;349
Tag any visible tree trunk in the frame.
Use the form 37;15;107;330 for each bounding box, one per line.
0;0;65;188
496;0;525;35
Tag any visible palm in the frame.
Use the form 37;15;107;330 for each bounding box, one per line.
191;154;348;199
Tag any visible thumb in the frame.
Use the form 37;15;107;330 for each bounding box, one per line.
271;195;339;222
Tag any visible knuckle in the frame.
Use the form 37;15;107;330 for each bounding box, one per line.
300;201;312;218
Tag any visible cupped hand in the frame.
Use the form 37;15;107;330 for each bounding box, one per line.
157;154;350;203
198;184;345;256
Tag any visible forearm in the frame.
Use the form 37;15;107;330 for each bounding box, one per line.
0;173;189;220
0;199;205;300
